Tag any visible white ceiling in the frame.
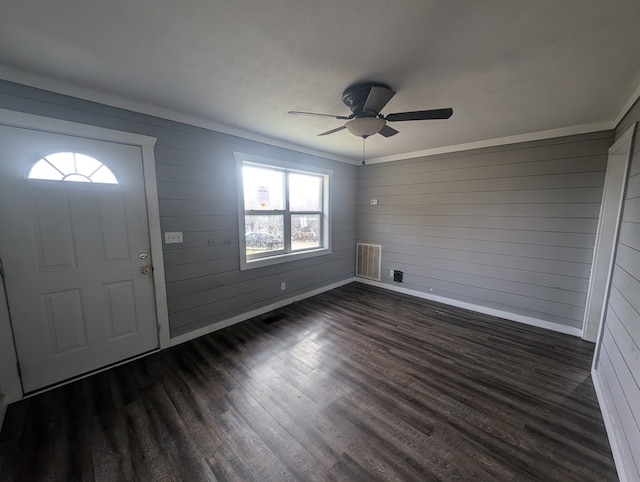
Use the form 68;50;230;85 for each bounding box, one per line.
1;0;639;164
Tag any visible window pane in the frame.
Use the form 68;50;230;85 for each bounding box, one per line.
291;214;320;250
289;173;321;211
28;152;118;184
28;160;64;180
243;166;284;210
90;165;118;184
245;215;284;255
74;153;103;177
44;152;75;175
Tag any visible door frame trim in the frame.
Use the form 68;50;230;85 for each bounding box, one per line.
0;108;171;354
583;123;636;344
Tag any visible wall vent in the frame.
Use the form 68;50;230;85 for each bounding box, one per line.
356;243;382;281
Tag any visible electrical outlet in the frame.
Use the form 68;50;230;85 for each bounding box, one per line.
370;199;378;205
393;270;403;283
280;282;286;291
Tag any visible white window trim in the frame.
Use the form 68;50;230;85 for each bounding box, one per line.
235;152;332;271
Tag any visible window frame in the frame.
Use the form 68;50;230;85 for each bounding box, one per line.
235;152;332;271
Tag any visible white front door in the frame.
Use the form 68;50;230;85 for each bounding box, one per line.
0;124;159;392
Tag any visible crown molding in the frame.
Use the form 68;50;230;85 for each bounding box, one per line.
614;81;640;127
0;66;354;165
364;121;615;164
2;66;638;166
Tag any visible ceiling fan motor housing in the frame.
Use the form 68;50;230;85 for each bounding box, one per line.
342;82;391;117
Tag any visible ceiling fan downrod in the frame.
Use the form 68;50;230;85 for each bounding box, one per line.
362;137;366;166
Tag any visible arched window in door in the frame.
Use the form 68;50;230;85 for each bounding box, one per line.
28;152;118;184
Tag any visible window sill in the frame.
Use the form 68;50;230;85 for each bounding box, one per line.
240;247;331;271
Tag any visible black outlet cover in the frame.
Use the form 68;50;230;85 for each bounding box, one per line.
393;270;403;282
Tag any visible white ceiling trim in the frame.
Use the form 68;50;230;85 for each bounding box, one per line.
1;65;636;167
364;121;615;165
614;82;640;127
0;107;157;147
0;66;353;164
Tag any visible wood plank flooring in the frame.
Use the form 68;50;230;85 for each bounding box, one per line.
0;283;618;481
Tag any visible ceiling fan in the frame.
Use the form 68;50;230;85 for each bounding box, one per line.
289;82;453;139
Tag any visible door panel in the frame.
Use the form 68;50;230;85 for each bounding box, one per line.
104;280;138;338
100;195;130;260
0;124;159;392
36;192;77;268
44;288;87;354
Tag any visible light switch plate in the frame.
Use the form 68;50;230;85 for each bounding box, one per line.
165;231;183;244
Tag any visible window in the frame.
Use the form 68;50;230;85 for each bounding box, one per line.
235;152;331;270
28;152;118;184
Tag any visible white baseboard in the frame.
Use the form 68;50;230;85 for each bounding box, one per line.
170;278;356;347
592;369;629;482
356;278;583;337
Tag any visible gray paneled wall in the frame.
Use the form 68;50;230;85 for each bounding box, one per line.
594;121;640;481
357;132;613;331
0;80;357;338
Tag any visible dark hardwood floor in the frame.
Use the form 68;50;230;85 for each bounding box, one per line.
0;283;617;481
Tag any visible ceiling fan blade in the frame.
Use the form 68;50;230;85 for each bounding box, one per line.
385;108;453;122
363;85;396;114
317;126;347;136
378;125;399;137
288;110;351;120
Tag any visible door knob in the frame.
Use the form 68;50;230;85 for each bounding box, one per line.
139;252;149;260
140;265;151;275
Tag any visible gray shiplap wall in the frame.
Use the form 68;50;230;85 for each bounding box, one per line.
357;132;613;331
0;80;357;338
594;120;640;481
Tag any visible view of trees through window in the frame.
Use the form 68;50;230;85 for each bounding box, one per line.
243;164;323;257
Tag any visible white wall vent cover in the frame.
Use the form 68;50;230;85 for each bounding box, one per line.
356;243;382;281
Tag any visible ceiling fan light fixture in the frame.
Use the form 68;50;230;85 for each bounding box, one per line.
345;117;386;138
